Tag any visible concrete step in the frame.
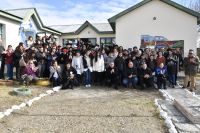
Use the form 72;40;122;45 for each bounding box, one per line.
164;89;200;124
157;99;200;133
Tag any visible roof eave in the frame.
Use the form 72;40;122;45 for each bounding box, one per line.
0;10;22;22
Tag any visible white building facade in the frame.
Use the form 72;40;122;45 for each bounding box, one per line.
108;0;200;55
0;0;200;55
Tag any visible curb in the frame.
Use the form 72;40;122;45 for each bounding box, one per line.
0;86;62;120
154;89;178;133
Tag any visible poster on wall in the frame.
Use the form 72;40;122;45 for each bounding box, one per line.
140;35;184;50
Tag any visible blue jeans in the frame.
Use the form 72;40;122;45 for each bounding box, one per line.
6;64;13;79
168;74;176;85
83;69;91;85
123;77;138;87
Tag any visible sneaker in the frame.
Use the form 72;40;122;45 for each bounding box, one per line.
182;86;186;89
88;84;91;87
85;85;88;87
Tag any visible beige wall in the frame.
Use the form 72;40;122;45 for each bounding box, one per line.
0;17;20;49
60;26;115;45
116;0;198;55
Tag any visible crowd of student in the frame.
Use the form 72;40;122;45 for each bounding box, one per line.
0;35;199;91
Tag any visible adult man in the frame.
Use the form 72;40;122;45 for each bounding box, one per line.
123;61;138;88
138;62;155;89
36;46;47;78
182;49;199;92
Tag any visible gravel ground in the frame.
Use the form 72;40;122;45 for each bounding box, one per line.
0;87;166;133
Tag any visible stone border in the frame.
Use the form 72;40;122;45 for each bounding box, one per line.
155;89;178;133
0;86;61;120
184;89;200;100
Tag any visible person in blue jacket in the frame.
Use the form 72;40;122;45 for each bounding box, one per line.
155;63;167;89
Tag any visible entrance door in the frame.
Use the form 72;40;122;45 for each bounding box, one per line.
80;38;96;46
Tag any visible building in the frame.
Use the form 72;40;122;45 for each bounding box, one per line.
0;0;200;55
50;21;115;47
0;8;61;49
108;0;200;55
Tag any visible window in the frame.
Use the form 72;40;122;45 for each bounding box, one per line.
0;24;3;44
63;38;78;46
100;37;115;46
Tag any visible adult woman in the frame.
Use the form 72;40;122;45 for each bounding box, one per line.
14;43;25;80
21;60;38;85
4;45;14;80
49;60;61;87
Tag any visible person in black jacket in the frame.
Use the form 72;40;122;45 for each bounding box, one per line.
13;43;25;80
0;45;5;79
166;50;178;88
36;46;47;78
57;48;69;73
114;52;125;85
138;62;155;89
106;62;119;89
62;63;78;89
123;61;138;88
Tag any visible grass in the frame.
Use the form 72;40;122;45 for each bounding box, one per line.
0;84;49;112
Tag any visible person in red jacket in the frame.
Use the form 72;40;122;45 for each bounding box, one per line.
156;51;165;67
3;45;14;80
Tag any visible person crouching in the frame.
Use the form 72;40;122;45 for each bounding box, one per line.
21;60;39;85
123;61;138;88
62;63;78;90
106;62;119;89
155;63;167;90
49;60;62;87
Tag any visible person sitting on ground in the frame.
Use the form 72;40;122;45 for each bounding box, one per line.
62;63;78;90
155;63;167;89
123;61;138;88
49;60;62;87
138;62;155;89
106;62;119;89
21;60;38;85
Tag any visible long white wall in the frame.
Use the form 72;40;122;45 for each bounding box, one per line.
0;17;20;49
60;26;115;45
116;0;198;55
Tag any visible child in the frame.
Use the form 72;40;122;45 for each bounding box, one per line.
155;63;167;89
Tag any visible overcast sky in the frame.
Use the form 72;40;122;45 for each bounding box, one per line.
0;0;196;26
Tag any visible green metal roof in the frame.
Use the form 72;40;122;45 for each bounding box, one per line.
108;0;200;31
0;10;22;22
49;21;114;34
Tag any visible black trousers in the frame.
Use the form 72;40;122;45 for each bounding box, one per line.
62;78;78;89
157;77;167;89
0;60;5;79
140;77;154;89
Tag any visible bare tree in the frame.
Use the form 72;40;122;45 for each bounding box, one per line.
187;0;200;12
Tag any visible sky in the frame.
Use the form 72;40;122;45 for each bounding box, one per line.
0;0;196;26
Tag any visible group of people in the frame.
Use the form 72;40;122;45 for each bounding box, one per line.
0;35;199;91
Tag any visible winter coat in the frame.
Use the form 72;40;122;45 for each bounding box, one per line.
49;66;62;79
114;56;125;72
93;55;105;72
183;57;199;76
5;50;14;65
13;50;23;67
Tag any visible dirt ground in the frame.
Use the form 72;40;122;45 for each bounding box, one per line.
0;83;49;112
0;87;167;133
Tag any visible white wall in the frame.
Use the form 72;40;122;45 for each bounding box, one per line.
116;0;198;55
0;17;20;49
60;26;115;45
